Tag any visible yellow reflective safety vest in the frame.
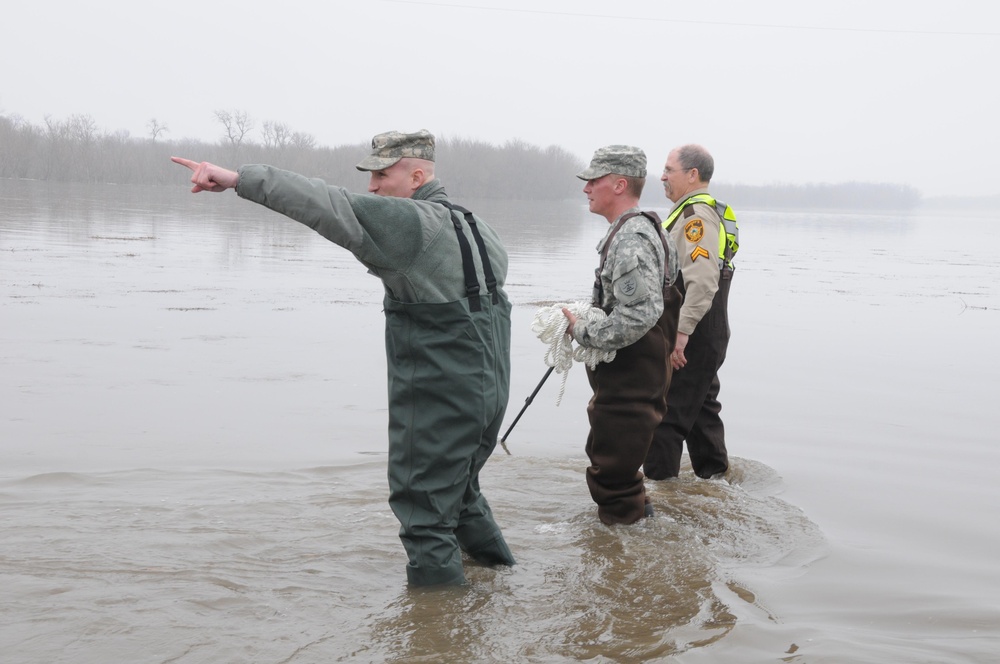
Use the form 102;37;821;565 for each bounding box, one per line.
663;193;739;271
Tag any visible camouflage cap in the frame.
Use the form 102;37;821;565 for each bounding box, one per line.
577;144;647;180
355;129;435;171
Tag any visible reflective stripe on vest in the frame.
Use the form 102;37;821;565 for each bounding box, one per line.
663;193;739;270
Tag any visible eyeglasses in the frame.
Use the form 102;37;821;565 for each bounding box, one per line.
662;166;693;175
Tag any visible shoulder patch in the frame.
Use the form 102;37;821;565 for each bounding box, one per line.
684;218;704;243
613;266;648;305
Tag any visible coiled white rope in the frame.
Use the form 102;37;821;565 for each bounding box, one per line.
531;302;616;405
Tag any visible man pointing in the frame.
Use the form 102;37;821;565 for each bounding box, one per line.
172;129;515;586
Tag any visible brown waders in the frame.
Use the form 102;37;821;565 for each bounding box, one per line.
584;290;679;524
645;270;732;479
585;211;681;525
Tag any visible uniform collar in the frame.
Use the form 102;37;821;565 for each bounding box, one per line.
596;206;641;253
413;178;447;202
669;187;711;213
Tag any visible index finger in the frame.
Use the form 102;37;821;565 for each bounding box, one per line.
170;156;198;170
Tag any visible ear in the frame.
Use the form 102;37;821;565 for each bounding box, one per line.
614;177;628;194
410;167;426;190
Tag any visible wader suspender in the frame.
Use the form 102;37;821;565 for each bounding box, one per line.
439;201;499;312
593;211;671;312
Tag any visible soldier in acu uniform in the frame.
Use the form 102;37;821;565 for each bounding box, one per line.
171;130;515;586
563;145;681;525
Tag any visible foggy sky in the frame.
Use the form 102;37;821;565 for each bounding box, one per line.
2;0;997;197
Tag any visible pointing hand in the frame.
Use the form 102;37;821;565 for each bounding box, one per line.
170;156;239;193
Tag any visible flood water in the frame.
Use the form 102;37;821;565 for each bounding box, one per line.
2;179;998;663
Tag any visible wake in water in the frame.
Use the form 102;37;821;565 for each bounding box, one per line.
0;456;825;663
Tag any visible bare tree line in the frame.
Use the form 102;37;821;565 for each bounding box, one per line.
0;110;585;200
637;180;922;211
701;181;922;211
1;109;924;207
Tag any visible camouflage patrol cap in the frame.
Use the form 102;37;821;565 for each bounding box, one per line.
577;144;647;180
355;129;436;171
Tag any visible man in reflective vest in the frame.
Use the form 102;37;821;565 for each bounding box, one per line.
644;144;737;480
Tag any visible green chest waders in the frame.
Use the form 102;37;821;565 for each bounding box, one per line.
383;202;514;586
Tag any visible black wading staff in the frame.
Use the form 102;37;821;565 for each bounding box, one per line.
499;366;554;453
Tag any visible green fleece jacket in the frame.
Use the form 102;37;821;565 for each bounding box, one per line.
236;165;508;304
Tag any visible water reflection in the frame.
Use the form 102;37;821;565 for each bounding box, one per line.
354;456;821;662
4;179;1000;663
0;179;592;257
1;180;600;308
0;457;821;662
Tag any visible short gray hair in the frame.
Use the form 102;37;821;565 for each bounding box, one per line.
676;144;714;183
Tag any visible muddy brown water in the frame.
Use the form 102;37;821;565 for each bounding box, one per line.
2;180;998;662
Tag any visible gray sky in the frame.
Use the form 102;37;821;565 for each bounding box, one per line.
2;0;997;197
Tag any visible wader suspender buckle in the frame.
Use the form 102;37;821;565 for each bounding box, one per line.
593;211;670;310
439;201;499;313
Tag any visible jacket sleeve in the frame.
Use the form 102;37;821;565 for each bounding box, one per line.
673;202;721;335
574;230;664;351
236;164;424;272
